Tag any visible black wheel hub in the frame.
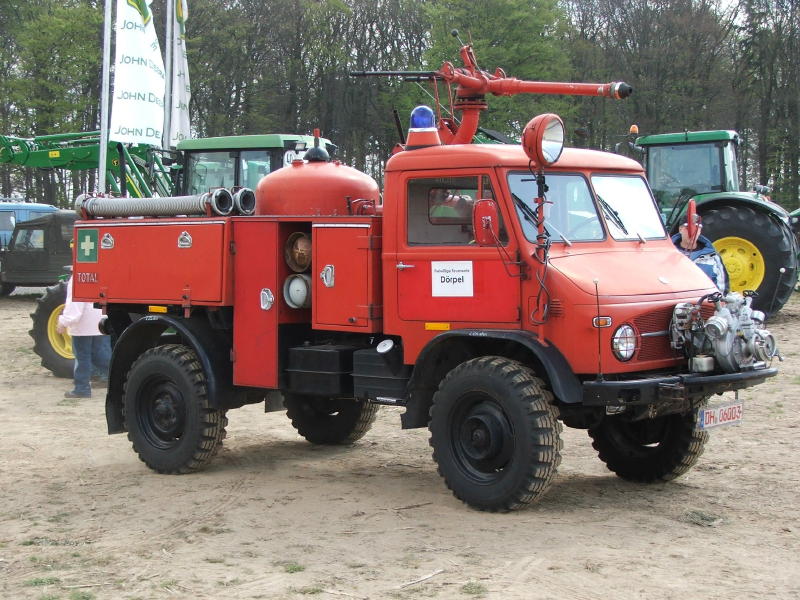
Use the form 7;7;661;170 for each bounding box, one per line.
454;399;514;477
137;380;186;448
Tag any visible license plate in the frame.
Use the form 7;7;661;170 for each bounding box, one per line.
697;401;743;430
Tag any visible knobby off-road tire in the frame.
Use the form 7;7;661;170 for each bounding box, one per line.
29;281;73;378
701;205;797;315
284;395;378;444
123;344;227;474
588;403;709;483
429;356;563;512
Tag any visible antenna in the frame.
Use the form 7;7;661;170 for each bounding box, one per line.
451;29;465;46
594;278;604;381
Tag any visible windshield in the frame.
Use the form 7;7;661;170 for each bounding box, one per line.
590;175;666;240
508;173;604;243
186;151;236;195
647;142;724;208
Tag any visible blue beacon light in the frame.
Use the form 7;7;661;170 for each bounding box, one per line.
409;105;436;130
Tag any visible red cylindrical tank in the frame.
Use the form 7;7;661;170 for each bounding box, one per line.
255;160;380;216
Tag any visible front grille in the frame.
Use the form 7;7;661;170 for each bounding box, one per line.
632;303;715;362
634;306;674;361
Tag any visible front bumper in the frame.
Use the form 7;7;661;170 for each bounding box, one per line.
583;367;778;406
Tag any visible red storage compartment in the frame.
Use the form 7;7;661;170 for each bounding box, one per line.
72;219;232;305
312;219;382;332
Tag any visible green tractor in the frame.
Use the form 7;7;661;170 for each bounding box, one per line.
1;130;333;377
632;129;798;315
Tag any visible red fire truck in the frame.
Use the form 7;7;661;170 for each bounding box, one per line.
72;45;778;511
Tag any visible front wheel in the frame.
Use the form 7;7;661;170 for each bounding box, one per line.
429;356;562;512
588;405;708;483
123;344;227;474
284;395;378;444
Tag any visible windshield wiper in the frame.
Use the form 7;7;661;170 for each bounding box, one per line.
511;193;571;245
596;194;628;235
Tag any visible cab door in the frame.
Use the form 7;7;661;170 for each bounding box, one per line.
395;172;520;324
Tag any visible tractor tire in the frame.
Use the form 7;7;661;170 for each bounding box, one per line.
701;205;797;315
429;356;562;512
588;405;708;483
123;344;228;474
29;281;73;378
0;283;15;296
284;395;378;445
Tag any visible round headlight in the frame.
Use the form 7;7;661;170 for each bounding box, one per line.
522;113;565;166
611;324;636;361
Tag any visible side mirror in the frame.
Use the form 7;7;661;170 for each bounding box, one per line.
472;199;501;246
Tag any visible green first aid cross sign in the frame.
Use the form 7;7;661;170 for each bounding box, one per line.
76;229;99;263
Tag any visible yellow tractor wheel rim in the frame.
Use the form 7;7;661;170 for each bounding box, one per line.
714;236;765;293
47;304;74;360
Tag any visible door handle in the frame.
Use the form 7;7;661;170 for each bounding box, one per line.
396;262;415;270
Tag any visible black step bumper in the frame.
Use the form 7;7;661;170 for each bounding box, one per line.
583;367;778;406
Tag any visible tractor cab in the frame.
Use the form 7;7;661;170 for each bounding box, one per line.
637;130;740;213
178;134;336;195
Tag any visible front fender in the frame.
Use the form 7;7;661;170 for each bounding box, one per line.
667;192;790;233
401;329;582;429
105;314;234;434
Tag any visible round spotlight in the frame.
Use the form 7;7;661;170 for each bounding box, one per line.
522;113;565;166
611;324;636;361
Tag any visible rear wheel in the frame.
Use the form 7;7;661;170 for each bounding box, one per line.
284;395;378;445
701;205;797;315
124;344;227;474
588;405;708;482
429;356;562;511
29;281;73;378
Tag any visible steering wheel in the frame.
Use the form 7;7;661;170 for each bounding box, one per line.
566;216;602;239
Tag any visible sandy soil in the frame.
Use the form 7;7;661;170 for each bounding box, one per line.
0;289;798;600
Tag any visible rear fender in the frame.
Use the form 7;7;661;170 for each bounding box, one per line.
668;193;791;233
105;313;234;434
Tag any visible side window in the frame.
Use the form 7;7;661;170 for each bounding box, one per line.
407;175;506;245
13;228;45;250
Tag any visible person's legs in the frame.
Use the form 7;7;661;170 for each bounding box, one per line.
70;336;92;396
90;335;112;381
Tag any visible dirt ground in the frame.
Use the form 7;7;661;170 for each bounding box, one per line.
0;289;798;600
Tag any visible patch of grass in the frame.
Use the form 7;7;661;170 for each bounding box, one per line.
460;581;487;596
24;577;60;587
68;592;95;600
216;578;243;587
160;579;179;589
204;557;225;564
37;594;60;600
682;509;724;527
57;397;81;407
295;586;324;595
21;537;79;547
274;560;305;573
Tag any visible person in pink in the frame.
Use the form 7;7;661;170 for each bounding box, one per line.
56;276;111;398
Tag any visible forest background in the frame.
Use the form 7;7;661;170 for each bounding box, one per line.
0;0;797;210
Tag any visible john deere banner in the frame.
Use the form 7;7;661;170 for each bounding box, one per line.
168;0;191;147
109;0;165;146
